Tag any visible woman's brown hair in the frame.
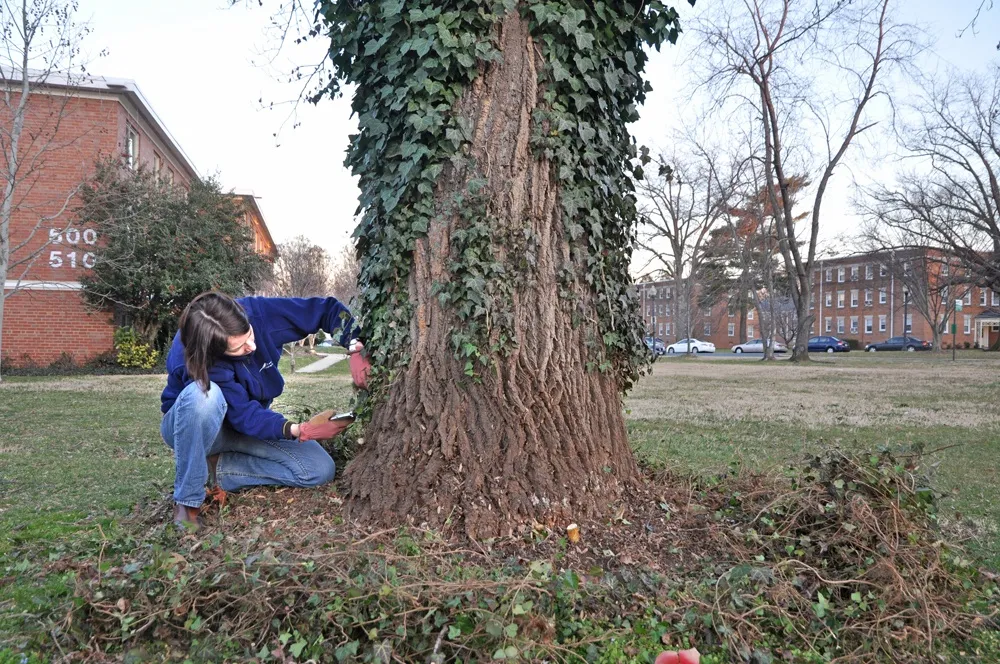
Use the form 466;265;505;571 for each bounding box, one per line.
179;292;251;390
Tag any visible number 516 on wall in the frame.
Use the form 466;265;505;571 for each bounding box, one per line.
49;227;97;270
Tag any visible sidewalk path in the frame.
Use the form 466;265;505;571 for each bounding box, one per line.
295;353;347;374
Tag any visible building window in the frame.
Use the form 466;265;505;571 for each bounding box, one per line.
825;317;832;333
728;307;735;318
879;288;887;304
964;290;972;306
964;315;972;335
865;264;873;280
837;291;845;308
166;168;175;186
864;316;873;334
658;304;664;316
905;314;913;334
665;322;671;335
838;267;845;283
825;292;833;307
879;264;888;277
665;304;671;317
809;294;815;310
864;289;872;306
981;288;988;306
658;323;664;336
941;262;950;277
702;306;712;317
825;269;833;283
748;309;755;320
851;266;859;280
837;317;845;334
728;322;735;337
747;324;755;338
993;290;999;307
850;289;859;307
704;322;711;336
850;316;859;334
125;125;138;170
879;314;887;332
903;261;911;275
153;153;162;178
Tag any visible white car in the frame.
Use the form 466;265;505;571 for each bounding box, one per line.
731;338;788;354
665;338;716;354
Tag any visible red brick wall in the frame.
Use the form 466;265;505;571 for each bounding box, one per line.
1;289;114;366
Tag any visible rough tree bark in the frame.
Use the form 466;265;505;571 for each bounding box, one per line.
343;13;639;539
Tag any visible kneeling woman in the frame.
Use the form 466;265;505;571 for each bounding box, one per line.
160;292;369;529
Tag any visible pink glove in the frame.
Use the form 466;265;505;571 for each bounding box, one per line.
348;341;371;389
298;410;352;442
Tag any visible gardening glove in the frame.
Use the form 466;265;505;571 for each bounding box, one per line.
348;340;371;389
298;409;352;442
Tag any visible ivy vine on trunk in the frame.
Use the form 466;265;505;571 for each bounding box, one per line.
314;0;689;538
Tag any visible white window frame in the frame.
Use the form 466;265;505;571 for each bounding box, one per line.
825;292;833;307
879;264;888;277
851;266;859;281
825;269;833;283
838;267;845;283
824;317;832;333
905;314;913;334
728;322;735;337
865;264;873;280
964;315;972;335
747;324;755;338
703;322;712;336
879;288;887;304
864;289;872;306
994;290;1000;307
125;125;138;170
837;317;845;334
864;316;873;334
850;316;859;334
964;290;973;305
748;309;755;320
837;291;845;308
850;289;859;307
878;315;887;332
981;288;988;306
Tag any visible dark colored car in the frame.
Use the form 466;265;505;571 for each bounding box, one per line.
644;336;666;356
865;336;932;352
807;336;851;353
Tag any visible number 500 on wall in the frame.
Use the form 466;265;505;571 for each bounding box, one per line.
48;227;97;270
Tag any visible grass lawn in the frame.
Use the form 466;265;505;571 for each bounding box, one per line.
2;353;999;659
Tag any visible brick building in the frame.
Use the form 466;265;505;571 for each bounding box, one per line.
811;250;1000;350
636;247;1000;351
2;73;276;366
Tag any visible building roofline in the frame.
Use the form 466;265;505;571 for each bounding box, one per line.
232;193;278;260
1;68;200;181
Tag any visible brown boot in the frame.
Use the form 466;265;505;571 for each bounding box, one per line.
207;454;221;488
173;503;202;532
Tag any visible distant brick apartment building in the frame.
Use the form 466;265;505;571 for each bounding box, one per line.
2;73;276;366
637;247;1000;351
811;250;999;350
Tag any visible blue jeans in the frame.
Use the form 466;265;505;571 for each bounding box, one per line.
161;382;336;508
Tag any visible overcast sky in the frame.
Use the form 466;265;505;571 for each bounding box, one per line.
74;0;999;270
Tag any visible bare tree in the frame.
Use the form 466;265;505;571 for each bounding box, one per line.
636;149;735;352
695;0;916;361
859;66;1000;294
0;0;93;380
267;235;331;299
328;245;359;310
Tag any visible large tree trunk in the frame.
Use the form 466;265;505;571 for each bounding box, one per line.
344;14;639;539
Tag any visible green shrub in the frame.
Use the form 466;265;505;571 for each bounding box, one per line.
113;327;160;369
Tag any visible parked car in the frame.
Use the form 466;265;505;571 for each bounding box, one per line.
807;336;851;353
644;336;666;356
865;336;932;352
731;338;788;354
665;338;716;354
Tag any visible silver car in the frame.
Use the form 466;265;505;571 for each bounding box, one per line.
731;338;788;354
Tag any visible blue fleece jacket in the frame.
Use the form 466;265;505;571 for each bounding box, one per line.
160;296;361;440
